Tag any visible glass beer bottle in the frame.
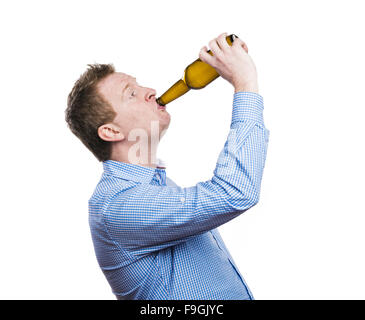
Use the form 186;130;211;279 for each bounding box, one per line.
156;34;238;106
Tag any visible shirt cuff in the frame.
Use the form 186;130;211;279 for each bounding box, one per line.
231;92;264;125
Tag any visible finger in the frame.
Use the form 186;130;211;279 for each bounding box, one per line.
216;32;230;51
199;46;215;65
208;38;223;58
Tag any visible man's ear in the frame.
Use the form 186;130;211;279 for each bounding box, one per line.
98;123;125;142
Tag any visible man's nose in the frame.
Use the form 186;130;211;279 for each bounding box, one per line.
145;88;157;102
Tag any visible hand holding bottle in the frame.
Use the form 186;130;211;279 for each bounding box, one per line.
199;33;259;93
156;33;257;106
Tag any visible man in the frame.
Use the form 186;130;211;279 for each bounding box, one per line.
66;33;269;300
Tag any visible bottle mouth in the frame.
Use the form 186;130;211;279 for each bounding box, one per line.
156;98;165;106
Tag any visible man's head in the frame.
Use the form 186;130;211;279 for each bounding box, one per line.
66;64;170;162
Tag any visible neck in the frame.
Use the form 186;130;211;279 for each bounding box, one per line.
109;136;160;168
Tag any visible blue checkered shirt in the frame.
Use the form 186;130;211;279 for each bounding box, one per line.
89;92;270;300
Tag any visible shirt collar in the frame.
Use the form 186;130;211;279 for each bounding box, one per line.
103;159;167;183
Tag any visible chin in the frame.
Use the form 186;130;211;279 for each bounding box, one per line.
160;118;170;133
159;111;171;129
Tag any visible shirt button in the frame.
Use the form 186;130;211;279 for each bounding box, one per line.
180;197;185;203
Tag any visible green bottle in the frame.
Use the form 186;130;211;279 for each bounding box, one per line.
156;34;238;106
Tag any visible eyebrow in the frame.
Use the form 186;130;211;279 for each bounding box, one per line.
121;83;131;95
121;78;137;95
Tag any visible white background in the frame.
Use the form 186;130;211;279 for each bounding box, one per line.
1;0;364;299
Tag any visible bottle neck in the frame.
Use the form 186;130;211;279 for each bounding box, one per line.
156;79;190;106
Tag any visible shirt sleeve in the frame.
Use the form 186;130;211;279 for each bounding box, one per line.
104;92;270;257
